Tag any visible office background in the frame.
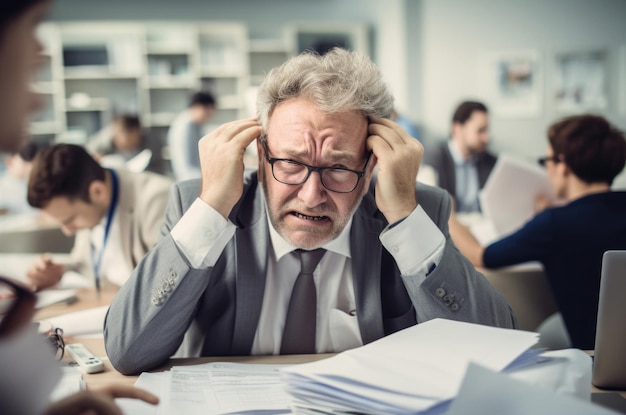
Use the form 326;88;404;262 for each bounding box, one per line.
46;0;626;159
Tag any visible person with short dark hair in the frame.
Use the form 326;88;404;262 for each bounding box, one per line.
167;90;217;181
449;114;626;350
423;100;496;213
26;143;172;290
86;113;151;169
0;0;159;413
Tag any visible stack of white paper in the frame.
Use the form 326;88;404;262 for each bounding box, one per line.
118;363;293;415
280;319;543;414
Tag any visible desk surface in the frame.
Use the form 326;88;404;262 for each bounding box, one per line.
36;283;626;401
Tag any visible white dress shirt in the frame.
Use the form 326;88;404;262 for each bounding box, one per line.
89;206;132;287
171;189;445;354
448;141;480;213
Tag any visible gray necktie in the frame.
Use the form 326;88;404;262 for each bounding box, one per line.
280;248;326;354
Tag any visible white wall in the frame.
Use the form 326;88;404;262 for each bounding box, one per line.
414;0;626;159
49;0;626;161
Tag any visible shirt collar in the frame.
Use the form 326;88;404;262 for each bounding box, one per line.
262;188;353;261
448;140;477;165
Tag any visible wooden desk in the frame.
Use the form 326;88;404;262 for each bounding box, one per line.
35;282;117;321
35;282;626;404
77;336;333;390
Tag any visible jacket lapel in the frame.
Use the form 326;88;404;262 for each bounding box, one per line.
231;179;269;354
351;203;386;344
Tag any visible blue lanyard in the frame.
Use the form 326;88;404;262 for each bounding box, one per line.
91;169;119;292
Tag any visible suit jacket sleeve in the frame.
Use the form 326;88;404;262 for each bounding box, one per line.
400;184;516;329
104;181;220;375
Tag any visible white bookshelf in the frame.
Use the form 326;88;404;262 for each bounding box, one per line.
29;21;368;147
30;21;249;144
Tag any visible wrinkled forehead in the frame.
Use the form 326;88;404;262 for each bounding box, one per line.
266;99;369;152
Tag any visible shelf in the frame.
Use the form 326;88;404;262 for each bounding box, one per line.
146;46;194;55
32;82;59;94
148;112;179;127
249;39;289;54
200;70;245;78
64;71;140;80
147;77;197;89
65;97;110;112
30;121;61;135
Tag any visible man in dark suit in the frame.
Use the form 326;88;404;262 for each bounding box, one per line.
423;101;496;213
104;49;515;375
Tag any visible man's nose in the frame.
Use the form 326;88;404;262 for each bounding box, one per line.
297;172;327;207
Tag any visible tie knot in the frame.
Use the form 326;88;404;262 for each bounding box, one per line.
296;249;326;274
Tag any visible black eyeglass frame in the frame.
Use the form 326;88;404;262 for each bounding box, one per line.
537;155;561;167
261;139;373;194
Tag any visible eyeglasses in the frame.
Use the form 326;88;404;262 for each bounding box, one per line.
262;139;372;193
537;155;561;167
0;276;65;360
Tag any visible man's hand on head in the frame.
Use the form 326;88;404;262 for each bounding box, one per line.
367;117;422;223
198;118;262;219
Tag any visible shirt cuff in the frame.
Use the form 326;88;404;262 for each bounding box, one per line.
170;198;236;268
379;205;445;276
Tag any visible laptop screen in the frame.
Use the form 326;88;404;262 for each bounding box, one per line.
592;250;626;390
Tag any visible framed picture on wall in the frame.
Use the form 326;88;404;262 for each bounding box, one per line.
284;23;369;57
552;49;609;112
479;50;543;118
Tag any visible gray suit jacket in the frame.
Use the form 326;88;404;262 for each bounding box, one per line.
423;140;497;207
104;170;514;375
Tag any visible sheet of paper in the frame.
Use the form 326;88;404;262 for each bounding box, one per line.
447;363;617;415
48;366;83;403
36;288;78;309
47;305;109;336
166;363;291;415
117;372;168;415
479;154;555;237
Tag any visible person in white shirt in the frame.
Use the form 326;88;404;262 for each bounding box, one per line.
423;101;497;213
104;48;514;375
25;143;172;290
167;91;216;181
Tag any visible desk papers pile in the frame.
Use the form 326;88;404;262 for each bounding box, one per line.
280;318;590;415
119;319;594;415
118;362;293;415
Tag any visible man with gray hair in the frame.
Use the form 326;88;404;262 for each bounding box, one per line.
105;48;515;375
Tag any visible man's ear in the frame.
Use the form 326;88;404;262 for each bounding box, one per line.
88;180;107;205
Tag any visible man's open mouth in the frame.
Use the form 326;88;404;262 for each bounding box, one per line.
291;212;328;221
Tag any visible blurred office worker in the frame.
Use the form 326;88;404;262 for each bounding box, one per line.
449;114;626;350
167;91;217;181
26;144;172;290
423;101;496;213
86;113;151;169
0;141;44;215
0;0;158;413
105;48;514;375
